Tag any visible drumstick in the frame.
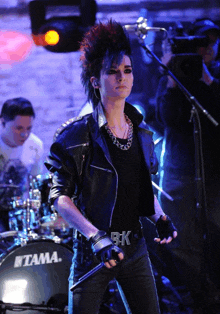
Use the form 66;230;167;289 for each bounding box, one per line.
70;262;105;291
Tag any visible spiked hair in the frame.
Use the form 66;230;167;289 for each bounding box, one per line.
80;19;132;109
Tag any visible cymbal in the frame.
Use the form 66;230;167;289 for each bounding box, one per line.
40;214;69;229
0;230;19;238
0;184;19;189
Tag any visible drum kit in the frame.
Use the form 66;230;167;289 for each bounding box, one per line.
0;173;73;314
0;170;174;314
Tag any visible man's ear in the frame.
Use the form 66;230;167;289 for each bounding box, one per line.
90;76;100;88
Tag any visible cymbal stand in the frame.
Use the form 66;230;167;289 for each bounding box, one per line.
18;176;41;242
24;198;31;236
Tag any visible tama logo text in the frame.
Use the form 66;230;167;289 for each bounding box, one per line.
14;251;62;267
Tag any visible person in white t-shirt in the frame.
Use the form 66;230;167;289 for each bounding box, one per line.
0;97;44;232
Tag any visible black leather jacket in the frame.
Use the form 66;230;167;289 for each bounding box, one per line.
45;102;158;231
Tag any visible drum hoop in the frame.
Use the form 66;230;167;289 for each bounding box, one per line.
0;238;73;266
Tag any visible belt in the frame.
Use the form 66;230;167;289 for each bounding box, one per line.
74;228;143;246
110;229;143;246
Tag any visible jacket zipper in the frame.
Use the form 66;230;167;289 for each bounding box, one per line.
80;155;85;176
66;143;89;176
90;165;112;173
67;143;89;149
103;155;118;228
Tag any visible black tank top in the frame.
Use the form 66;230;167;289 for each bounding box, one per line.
102;127;149;232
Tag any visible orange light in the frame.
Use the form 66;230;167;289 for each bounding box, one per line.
44;30;59;46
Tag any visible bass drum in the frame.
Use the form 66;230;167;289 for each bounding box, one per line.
0;240;73;314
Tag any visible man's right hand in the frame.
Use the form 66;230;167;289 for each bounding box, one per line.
90;230;124;269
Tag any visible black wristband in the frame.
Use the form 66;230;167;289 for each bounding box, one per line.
90;230;107;244
90;230;124;263
90;230;114;254
156;215;177;239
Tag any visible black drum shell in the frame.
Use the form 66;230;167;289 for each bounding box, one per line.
0;240;73;313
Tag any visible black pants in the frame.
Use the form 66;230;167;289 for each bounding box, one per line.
68;236;160;314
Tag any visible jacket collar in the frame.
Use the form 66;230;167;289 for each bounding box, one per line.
93;101;144;129
88;101;154;171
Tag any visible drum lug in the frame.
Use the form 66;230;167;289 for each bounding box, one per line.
53;235;62;244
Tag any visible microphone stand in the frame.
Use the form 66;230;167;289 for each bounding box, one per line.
140;41;218;298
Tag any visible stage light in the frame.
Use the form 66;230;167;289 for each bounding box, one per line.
29;0;97;53
37;16;85;52
0;30;34;68
44;30;60;46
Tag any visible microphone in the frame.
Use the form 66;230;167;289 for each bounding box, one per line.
124;17;166;37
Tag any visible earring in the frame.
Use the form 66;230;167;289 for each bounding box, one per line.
93;87;100;99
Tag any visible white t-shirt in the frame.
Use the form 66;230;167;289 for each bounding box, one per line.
0;133;44;195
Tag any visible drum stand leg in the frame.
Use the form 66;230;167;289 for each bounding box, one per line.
21;200;39;241
0;303;6;314
24;200;31;235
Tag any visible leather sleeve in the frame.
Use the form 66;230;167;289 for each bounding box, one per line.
44;141;78;204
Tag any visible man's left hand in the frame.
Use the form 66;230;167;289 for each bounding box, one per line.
154;215;177;244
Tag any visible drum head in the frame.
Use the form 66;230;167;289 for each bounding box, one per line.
0;240;73;313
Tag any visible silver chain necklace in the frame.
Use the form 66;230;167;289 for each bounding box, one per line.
105;114;133;150
108;123;127;139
